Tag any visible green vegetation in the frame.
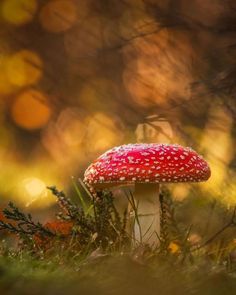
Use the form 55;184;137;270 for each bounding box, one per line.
0;185;236;294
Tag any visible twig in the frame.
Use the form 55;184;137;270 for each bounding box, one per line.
0;202;55;237
192;206;236;251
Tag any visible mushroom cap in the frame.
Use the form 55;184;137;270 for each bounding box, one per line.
84;143;211;187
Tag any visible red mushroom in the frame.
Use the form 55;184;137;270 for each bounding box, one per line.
84;143;211;247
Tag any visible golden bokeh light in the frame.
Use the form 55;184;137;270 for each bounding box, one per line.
122;29;194;108
224;175;236;206
0;71;16;96
24;177;46;197
0;156;59;209
39;0;78;33
21;177;55;208
168;242;180;254
85;112;124;153
41;108;87;175
123;69;160;107
1;0;37;25
57;108;86;147
200;105;234;199
172;184;190;201
0;55;18;95
6;50;43;87
11;89;52;130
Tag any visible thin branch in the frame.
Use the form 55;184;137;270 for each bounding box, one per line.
192;206;236;251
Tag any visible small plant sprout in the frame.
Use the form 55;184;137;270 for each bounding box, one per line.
84;143;211;248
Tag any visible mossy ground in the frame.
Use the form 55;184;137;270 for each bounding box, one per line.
1;187;236;295
0;248;236;295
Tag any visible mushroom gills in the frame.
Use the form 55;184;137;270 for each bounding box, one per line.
131;183;160;247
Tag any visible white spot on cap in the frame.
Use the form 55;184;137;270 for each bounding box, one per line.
128;156;134;163
141;152;149;156
120;177;125;181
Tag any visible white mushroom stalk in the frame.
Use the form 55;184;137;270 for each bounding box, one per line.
132;183;160;247
84;143;211;248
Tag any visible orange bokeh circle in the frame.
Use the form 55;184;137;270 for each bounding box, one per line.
11;89;52;130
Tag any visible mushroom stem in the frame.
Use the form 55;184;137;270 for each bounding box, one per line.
132;183;160;247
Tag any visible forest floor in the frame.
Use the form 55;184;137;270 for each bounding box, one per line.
0;248;236;295
1;187;236;295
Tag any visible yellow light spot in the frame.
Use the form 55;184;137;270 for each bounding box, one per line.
0;55;18;95
21;177;55;208
11;89;52;130
39;0;78;33
24;177;46;198
1;0;37;25
0;72;16;95
172;184;190;201
6;50;43;87
168;242;180;254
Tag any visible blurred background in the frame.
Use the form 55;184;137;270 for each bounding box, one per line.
0;0;236;227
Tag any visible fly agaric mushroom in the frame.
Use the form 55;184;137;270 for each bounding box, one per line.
84;143;211;247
